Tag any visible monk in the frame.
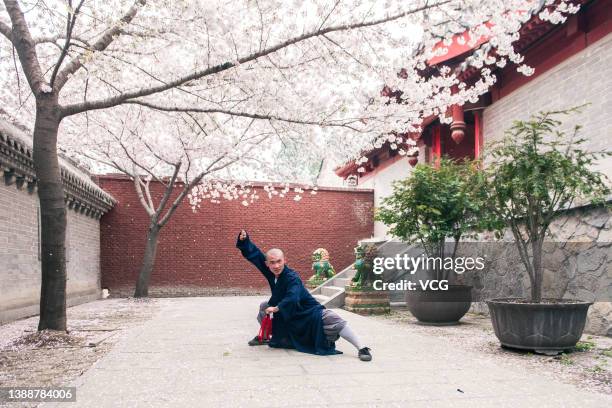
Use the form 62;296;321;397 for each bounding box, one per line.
237;230;372;361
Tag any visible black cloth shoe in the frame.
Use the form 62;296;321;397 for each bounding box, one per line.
248;335;269;346
358;347;372;361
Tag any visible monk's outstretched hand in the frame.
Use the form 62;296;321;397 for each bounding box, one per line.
239;230;247;241
265;306;279;314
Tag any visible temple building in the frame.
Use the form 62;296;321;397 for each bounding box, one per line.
336;0;612;238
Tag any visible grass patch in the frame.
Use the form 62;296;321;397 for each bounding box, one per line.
574;341;596;352
559;353;574;366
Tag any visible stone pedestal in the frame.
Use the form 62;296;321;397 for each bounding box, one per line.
344;287;390;315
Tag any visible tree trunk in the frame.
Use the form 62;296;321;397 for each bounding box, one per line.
33;95;67;331
447;238;460;284
134;224;161;297
530;238;543;303
437;240;445;281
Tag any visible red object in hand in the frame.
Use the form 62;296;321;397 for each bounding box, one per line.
258;314;273;343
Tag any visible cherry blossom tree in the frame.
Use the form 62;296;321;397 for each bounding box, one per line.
0;0;580;330
69;105;326;297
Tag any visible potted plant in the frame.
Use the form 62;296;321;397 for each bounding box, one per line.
376;158;487;324
483;107;611;352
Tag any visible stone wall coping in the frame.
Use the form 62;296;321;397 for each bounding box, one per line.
0;119;115;218
556;195;612;215
95;173;374;194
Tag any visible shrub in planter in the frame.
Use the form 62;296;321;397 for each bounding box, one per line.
483;107;611;352
376;158;488;324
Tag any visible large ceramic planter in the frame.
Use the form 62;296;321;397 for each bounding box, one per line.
487;298;592;353
406;285;472;325
344;287;390;315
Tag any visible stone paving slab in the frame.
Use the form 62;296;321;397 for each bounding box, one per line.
43;297;611;407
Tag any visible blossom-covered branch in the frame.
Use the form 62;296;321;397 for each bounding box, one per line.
52;0;146;91
121;100;367;132
60;0;450;116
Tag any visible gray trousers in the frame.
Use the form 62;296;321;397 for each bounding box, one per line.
257;301;347;342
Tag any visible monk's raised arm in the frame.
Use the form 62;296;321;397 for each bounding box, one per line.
235;231;274;282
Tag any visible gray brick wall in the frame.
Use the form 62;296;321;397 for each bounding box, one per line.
66;208;101;299
483;33;612;178
0;182;101;323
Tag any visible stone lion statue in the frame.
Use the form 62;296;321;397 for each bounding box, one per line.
307;248;335;287
351;243;377;288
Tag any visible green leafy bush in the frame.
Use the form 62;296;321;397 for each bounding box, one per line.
376;158;488;281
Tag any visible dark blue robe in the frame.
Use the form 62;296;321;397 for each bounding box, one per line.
236;233;341;355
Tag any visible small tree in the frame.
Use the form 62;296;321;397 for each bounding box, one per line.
71;107;323;297
376;158;486;282
483;107;611;303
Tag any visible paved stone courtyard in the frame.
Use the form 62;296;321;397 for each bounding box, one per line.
37;297;610;408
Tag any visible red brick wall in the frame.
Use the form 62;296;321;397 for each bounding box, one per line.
97;175;374;296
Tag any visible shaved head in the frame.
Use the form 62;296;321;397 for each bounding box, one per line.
266;248;284;259
265;248;286;276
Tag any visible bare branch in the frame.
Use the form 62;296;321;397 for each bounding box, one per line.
177;132;192;183
11;44;22;103
33;33;90;46
134;176;156;217
77;149;129;174
318;0;341;30
322;34;369;67
88;134;158;215
140;138;175;167
118;138;164;184
0;20;12;41
50;0;85;88
3;0;46;94
103;122;166;185
158;165;209;228
155;162;181;218
142;177;155;211
157;124;253;227
119;118;177;167
119;100;366;131
183;112;209;137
